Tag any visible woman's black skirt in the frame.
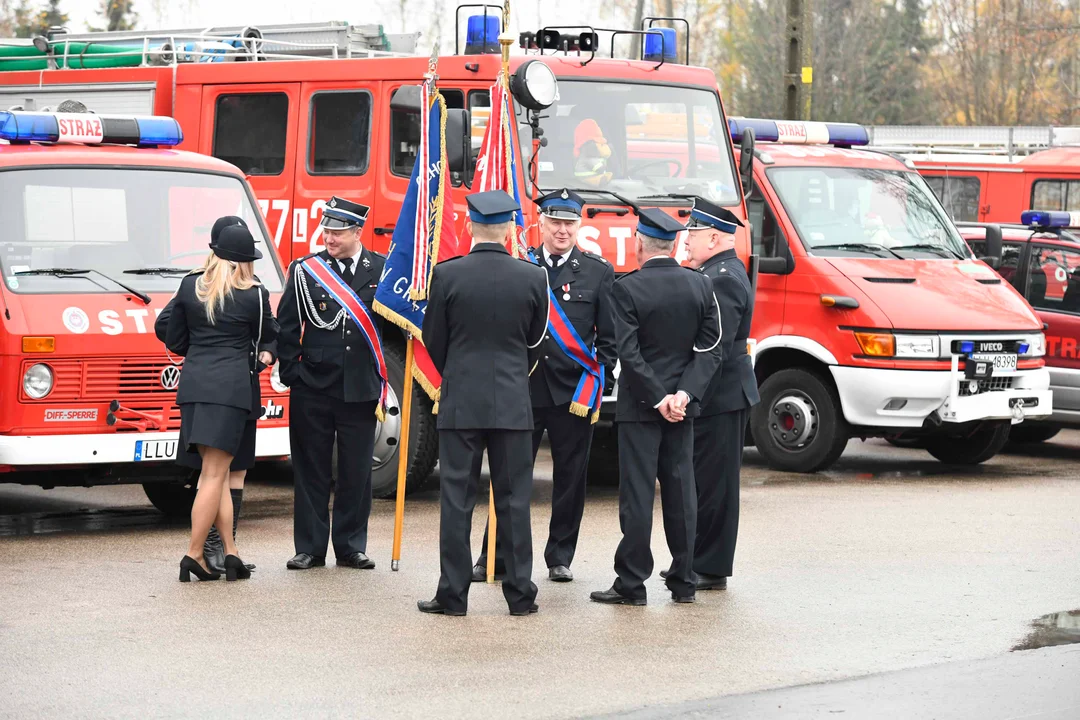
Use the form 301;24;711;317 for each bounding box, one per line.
177;402;257;471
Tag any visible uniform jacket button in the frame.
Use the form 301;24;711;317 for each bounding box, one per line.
346;346;351;351
347;330;352;335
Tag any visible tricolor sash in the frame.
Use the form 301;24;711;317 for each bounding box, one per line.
301;256;390;421
529;252;604;423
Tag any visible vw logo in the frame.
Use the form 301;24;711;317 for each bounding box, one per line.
160;365;181;390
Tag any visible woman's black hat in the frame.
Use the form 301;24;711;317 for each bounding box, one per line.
211;223;262;262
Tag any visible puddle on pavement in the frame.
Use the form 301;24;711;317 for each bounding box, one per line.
0;507;178;537
1013;610;1080;651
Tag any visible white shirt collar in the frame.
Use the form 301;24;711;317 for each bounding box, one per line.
542;246;567;266
337;247;364;273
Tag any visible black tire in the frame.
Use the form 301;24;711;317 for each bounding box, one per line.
1007;423;1061;445
332;341;439;499
925;421;1011;465
750;368;849;473
142;478;196;518
885;435;928;449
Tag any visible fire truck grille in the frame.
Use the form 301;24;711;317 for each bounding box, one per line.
958;376;1014;396
111;403;184;433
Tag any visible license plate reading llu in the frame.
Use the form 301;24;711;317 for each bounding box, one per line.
972;353;1017;374
134;439;177;462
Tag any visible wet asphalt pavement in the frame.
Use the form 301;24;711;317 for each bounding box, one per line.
2;433;1079;718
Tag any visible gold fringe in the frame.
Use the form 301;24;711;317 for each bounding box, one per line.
432;400;439;415
412;368;439;404
591;409;600;425
375;404;386;423
569;402;590;418
432;387;440;415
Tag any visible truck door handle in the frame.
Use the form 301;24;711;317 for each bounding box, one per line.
374;225;395;235
586;207;629;218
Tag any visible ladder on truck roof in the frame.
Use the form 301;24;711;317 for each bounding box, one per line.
0;20;421;71
867;125;1080;160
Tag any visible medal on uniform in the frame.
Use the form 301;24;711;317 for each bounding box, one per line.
562;283;571;301
362;256;371;269
318;301;327;311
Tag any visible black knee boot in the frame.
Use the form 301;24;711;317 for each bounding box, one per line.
231;488;256;571
203;524;226;574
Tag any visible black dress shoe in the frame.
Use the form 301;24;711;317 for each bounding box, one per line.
672;592;696;604
417;599;466;616
659;568;671;580
286;553;326;570
548;565;573;582
510;603;539;616
696;573;728;590
471;564;504;582
590;586;646;606
337;552;376;570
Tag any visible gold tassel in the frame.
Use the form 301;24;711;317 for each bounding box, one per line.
591;409;600;425
432;387;440;415
375;404;386;423
569;402;590;418
432;401;439;415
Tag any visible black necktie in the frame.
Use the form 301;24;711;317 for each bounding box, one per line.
340;257;355;285
547;254;562;277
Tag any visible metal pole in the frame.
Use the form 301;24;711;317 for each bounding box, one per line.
802;0;813;120
390;336;416;571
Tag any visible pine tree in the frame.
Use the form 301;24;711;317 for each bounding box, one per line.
99;0;137;32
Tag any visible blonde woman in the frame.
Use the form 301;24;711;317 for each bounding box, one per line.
156;219;278;582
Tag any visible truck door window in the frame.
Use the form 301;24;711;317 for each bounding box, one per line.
967;239;1023;290
924;176;980;222
213;93;288;176
308;91;372;175
1029;245;1080;313
390;89;465;183
1031;179;1080;212
467;90;490;185
746;180;785;258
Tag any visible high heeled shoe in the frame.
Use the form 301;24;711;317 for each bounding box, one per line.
179;555;221;582
224;554;252;582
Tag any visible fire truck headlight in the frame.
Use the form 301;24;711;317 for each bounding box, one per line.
1021;333;1046;358
23;362;54;399
269;363;288;393
511;60;558;111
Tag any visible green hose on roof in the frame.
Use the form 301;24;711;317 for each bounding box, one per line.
0;41;145;71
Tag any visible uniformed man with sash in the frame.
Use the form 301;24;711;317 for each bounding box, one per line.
472;188;616;584
682;196;759;590
590;208;723;606
418;190;549;617
277;196;389;572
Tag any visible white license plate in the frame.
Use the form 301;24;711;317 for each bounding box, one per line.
971;353;1017;374
134;439;177;462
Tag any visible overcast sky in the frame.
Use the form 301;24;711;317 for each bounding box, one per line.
62;0;613;51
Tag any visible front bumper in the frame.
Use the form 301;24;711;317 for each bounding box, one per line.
830;365;1052;428
0;427;291;468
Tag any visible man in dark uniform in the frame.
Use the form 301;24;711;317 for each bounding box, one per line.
418;190;549;617
472;188;616;584
277;196;387;571
590;208;723;606
684;196;759;590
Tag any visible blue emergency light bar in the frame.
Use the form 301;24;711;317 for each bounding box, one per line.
465;14;500;54
643;28;677;61
1020;209;1080;229
0;111;183;147
728;117;870;147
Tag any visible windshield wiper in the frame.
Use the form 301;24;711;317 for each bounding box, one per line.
890;243;965;260
17;267;152;304
542;187;642;211
813;243;906;260
123;267;189;275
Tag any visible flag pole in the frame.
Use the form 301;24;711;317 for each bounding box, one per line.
391;334;416;571
486;0;516;585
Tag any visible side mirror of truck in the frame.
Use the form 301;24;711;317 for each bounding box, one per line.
390;85;422;113
445;108;468;174
979;224;1003;270
757;256;790;275
739;128;755;197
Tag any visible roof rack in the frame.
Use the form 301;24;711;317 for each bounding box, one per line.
0;21;421;70
867;125;1080;160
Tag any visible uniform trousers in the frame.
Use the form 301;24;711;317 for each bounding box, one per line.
614;418;697;600
436;429;538;614
476;403;593;571
692;408;749;578
290;384;377;559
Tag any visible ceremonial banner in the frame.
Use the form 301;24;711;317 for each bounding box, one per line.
473;79;527;257
373;89;458;402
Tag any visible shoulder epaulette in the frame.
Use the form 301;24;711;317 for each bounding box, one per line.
369;249;387;260
613;269;638;282
438;255;464;264
582;251;609;265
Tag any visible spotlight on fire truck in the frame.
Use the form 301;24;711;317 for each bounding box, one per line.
1020;210;1080;229
510;60;558;111
728;118;870;147
0;111;183;147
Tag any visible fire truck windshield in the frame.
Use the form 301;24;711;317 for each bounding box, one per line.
523;80;739;205
0;167;283;295
767;166;972;260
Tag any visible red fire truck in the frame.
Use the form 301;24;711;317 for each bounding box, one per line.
0;111;290;514
0;14;750;488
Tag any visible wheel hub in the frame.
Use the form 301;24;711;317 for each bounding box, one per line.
372;383;402;470
769;392;818;449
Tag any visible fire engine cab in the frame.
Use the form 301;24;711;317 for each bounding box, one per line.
734;118;1052;470
0;12;750;487
955;211;1080;444
0;110;290;514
